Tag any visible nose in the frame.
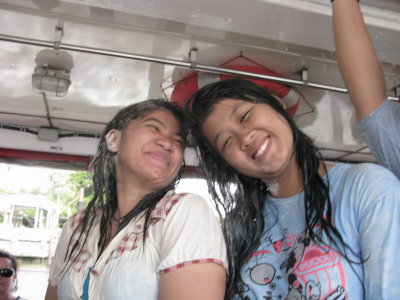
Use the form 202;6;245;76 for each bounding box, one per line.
238;130;254;151
156;135;173;152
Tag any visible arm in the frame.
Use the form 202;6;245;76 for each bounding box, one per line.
158;193;228;300
44;284;57;300
332;0;386;121
159;262;226;300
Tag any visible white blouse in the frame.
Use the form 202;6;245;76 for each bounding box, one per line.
48;191;228;300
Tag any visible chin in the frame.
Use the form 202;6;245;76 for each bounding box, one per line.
151;174;176;186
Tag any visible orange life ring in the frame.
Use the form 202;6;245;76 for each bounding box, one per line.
171;65;300;116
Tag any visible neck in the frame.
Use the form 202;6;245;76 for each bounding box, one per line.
266;170;303;198
262;155;303;198
115;182;149;218
265;162;334;198
114;164;159;218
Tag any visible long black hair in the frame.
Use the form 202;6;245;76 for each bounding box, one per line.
185;78;352;298
65;99;187;269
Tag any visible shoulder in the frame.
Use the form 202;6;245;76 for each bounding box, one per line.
328;163;399;199
59;210;83;232
328;163;400;206
173;192;210;208
329;162;397;183
65;208;88;230
151;191;214;221
172;192;215;216
358;99;400;129
65;207;101;231
156;192;227;273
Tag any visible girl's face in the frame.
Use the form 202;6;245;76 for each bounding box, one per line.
108;108;185;191
201;98;296;183
0;257;15;295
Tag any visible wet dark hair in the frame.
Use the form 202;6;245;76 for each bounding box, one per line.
0;250;18;271
185;78;352;298
66;99;187;268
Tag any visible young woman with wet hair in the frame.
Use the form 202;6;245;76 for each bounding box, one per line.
186;76;400;299
45;99;227;300
185;1;400;298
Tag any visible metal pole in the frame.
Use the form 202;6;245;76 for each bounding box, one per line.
0;34;398;100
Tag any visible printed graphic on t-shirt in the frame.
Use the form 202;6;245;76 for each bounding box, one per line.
239;229;347;300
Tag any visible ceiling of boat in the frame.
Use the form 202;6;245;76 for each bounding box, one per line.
0;0;399;169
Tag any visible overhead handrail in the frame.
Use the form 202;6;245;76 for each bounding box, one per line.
0;33;398;100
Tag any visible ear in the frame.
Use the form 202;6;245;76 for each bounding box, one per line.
105;129;121;152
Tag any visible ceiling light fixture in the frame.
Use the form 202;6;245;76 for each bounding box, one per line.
32;49;74;97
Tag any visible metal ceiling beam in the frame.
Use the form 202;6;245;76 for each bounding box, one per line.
1;33;398;100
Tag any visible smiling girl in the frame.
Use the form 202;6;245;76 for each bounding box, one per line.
45;99;227;300
187;76;400;300
185;1;400;297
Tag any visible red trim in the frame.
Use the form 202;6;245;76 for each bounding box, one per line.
0;148;92;164
0;148;201;172
160;258;227;274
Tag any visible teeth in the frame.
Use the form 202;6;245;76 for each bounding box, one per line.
254;139;269;159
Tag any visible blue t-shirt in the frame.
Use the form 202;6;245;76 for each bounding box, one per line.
233;163;400;300
358;99;400;178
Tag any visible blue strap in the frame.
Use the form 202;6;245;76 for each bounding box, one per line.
80;267;94;300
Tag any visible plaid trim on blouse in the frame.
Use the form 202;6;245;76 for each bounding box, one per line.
68;191;186;272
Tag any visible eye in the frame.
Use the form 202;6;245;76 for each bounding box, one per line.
240;109;251;123
174;137;185;147
222;136;232;150
146;124;160;131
